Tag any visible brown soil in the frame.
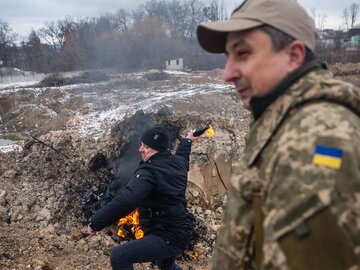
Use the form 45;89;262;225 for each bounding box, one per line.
1;63;359;270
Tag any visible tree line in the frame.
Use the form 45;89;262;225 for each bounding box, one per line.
0;1;359;74
0;0;227;73
311;3;360;63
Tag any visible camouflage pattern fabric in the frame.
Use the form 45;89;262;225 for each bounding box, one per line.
211;67;360;269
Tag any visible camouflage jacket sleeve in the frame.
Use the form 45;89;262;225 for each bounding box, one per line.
211;163;259;269
211;101;360;269
261;101;360;269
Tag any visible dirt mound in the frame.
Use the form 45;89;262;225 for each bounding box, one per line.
330;62;360;76
143;71;171;81
330;62;360;87
38;71;109;87
0;105;247;269
1;65;359;269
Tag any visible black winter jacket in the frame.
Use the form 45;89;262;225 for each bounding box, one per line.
90;138;194;249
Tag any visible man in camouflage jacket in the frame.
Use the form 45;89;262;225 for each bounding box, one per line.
196;0;360;269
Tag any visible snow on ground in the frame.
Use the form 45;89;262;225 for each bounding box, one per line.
163;69;192;75
0;73;45;85
63;81;233;139
0;69;234;148
0;143;23;153
0;82;38;92
0;138;23;153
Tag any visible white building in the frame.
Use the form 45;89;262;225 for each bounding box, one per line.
165;58;183;70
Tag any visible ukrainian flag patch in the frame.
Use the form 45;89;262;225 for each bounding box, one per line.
312;144;343;170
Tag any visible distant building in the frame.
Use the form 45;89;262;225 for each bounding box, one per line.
317;29;344;49
345;29;360;60
165;58;183;70
347;28;360;46
350;35;360;46
348;28;360;38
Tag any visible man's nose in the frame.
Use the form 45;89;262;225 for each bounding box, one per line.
223;58;240;82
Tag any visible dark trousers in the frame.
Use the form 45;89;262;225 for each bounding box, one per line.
110;234;183;270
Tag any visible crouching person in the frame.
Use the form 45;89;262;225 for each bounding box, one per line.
88;125;201;270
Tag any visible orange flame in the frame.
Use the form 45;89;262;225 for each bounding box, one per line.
187;251;199;259
116;210;144;239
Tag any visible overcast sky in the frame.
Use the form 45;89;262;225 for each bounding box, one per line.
1;0;357;39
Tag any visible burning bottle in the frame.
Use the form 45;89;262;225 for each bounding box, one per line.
193;124;215;137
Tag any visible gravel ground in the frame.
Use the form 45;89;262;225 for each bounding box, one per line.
0;63;359;270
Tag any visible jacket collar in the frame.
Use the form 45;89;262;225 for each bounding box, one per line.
140;150;171;165
244;61;330;166
250;61;326;120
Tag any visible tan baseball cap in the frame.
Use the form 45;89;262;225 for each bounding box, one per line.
197;0;316;53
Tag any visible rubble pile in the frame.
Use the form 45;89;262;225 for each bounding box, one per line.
1;64;359;269
330;62;360;76
0;106;248;269
330;62;360;87
0;68;253;269
0;131;103;231
143;71;171;81
37;71;109;87
0;68;250;270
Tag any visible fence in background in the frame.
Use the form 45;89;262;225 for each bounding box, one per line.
0;68;45;84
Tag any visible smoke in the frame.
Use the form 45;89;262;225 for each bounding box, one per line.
107;109;180;191
84;108;183;218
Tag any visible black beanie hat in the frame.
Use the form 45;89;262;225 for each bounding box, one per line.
141;125;170;152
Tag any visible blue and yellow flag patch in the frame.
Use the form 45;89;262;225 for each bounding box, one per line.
312;144;343;170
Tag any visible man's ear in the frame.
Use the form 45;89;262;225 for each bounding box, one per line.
287;40;306;72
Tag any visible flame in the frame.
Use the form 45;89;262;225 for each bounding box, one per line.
206;124;215;137
116;210;144;239
187;251;199;259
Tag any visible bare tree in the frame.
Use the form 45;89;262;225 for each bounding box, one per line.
218;0;227;21
0;20;17;66
38;21;65;54
167;0;190;40
38;18;77;54
22;30;51;72
59;17;77;37
0;0;230;71
310;7;327;30
128;16;170;68
135;0;198;41
349;3;359;28
185;0;207;41
114;8;130;32
203;0;227;22
343;3;359;30
343;7;350;30
95;14;116;34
